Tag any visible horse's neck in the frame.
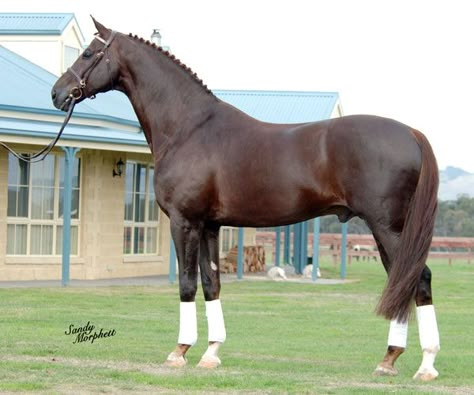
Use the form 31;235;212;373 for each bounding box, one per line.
118;45;217;154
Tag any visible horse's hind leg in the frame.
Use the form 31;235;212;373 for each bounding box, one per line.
413;266;440;381
372;230;408;377
372;229;440;381
164;218;202;367
197;224;226;368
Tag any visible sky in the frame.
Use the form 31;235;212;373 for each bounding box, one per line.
5;0;474;172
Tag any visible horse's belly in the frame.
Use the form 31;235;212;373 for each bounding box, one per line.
215;180;339;228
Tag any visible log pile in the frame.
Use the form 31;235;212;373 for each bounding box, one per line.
221;246;266;273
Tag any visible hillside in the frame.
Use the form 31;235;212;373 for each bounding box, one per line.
439;166;474;201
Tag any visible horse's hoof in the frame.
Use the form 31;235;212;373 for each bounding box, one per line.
197;355;221;369
163;352;187;368
413;368;439;381
373;364;398;377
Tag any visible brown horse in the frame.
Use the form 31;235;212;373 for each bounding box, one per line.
52;18;440;380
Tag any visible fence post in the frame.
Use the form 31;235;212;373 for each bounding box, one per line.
293;223;301;274
275;227;281;266
341;222;348;279
284;226;290;264
312;218;320;281
301;221;308;273
169;237;177;284
237;227;244;279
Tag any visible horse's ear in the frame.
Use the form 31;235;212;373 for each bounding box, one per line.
91;16;109;36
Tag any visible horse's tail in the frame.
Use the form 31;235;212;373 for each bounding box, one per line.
376;129;439;322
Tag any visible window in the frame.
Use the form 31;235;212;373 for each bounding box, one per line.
7;153;81;255
220;227;239;255
123;162;159;255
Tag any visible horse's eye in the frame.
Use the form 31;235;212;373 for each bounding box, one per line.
83;49;93;59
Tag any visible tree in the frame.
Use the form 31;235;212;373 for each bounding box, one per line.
435;195;474;237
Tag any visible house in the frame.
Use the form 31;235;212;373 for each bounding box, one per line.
0;13;342;281
0;12;84;76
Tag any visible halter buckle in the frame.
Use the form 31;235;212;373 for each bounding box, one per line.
70;87;83;100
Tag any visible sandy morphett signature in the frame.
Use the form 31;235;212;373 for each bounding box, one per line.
65;321;116;344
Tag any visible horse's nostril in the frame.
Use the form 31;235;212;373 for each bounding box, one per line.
51;89;57;100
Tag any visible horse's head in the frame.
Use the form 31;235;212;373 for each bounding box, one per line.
52;17;120;111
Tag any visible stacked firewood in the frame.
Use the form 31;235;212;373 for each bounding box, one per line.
221;246;266;273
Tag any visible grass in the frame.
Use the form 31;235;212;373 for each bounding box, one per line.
0;259;473;394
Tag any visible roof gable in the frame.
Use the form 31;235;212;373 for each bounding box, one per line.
0;13;76;35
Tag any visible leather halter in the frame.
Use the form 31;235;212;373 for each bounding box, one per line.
66;31;117;102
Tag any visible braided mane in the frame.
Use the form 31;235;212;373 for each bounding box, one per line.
128;33;212;94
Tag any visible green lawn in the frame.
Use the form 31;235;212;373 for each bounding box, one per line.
0;259;473;394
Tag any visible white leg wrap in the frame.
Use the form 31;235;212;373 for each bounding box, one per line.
416;305;440;351
178;302;198;345
413;305;440;380
202;342;221;360
419;348;438;371
205;299;226;343
387;319;408;348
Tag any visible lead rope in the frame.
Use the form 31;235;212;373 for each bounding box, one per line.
0;97;76;163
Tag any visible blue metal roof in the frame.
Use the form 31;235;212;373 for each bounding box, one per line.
0;117;146;147
214;90;339;123
0;13;77;36
0;42;339;148
0;45;139;126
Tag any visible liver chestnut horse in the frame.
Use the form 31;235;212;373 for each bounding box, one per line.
52;19;440;380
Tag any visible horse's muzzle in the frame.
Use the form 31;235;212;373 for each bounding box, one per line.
52;88;72;112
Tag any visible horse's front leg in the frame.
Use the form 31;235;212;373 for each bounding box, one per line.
164;219;202;367
197;225;226;368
